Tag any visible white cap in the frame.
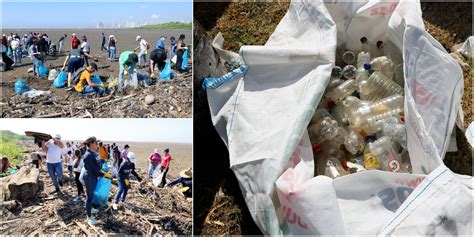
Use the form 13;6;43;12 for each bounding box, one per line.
154;148;158;153
109;35;114;38
136;35;141;41
55;134;61;140
72;33;76;36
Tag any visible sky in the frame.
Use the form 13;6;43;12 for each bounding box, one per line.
0;119;192;143
1;1;192;29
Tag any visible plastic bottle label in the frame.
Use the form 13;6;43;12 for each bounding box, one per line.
388;160;401;172
363;153;380;169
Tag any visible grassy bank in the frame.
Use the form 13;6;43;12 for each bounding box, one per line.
0;130;31;165
137;22;192;30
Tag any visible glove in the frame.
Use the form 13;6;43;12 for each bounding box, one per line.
150;73;156;79
124;70;129;76
124;179;130;188
103;173;113;179
98;83;105;88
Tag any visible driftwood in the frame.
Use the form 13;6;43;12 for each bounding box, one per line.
0;166;40;201
0;200;20;210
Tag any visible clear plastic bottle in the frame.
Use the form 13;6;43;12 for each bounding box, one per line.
327;77;344;90
357;51;371;68
316;154;347;179
393;63;405;86
308;117;339;145
342;65;357;79
368;56;393;76
355;64;370;84
347;94;404;128
310;108;333;126
362;136;380;170
325;79;358;103
342;51;356;65
361;116;400;135
368;136;403;172
344;130;366;154
331;66;343;79
384;123;407;149
359;71;404;102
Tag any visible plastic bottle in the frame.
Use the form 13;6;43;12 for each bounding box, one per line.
342;65;357;79
357;51;371;68
368;136;403;172
359;71;404;102
316;154;348;179
355;63;370;84
348;94;404;128
384;123;407;149
360;116;400;135
368;56;393;76
310;108;333;126
308;117;339;145
344;130;366;154
331;66;343;79
393;63;405;86
327;77;344;90
325;79;358;103
362;136;380;170
342;51;356;65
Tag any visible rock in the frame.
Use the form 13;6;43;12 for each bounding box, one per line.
144;95;155;105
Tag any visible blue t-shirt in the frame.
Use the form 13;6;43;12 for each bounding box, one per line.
118;161;139;180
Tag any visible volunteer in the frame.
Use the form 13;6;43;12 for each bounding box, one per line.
41;134;65;194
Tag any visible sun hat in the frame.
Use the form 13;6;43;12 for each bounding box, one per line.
179;168;192;179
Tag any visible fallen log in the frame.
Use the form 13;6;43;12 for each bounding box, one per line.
4;166;40;201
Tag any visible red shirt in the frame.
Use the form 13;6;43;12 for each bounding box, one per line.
161;154;172;168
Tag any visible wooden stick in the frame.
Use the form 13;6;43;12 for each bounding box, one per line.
102;94;135;106
75;221;91;236
36;112;65;118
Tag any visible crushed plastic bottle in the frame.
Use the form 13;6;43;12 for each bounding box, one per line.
342;65;357;79
359;71;404;101
342;51;356;65
308;117;340;144
344;130;365;154
310;108;333;126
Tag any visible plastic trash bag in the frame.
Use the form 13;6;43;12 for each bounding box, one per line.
181;49;188;70
7;47;12;58
205;0;471;235
53;71;67;88
159;60;172;80
124;71;139;90
22;89;51;98
92;74;102;84
92;162;112;207
38;61;48;76
48;69;58;81
137;71;154;86
152;167;165;187
14;79;31;95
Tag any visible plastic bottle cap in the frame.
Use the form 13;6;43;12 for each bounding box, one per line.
400;115;405;123
365;135;376;143
341;159;349;170
363;63;372;70
312;144;321;152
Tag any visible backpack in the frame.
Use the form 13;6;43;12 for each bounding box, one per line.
71;67;86;85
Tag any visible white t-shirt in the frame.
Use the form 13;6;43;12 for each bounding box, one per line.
73;157;84;172
46;140;63;164
66;154;73;166
139;39;148;52
11;39;20;50
81;42;90;52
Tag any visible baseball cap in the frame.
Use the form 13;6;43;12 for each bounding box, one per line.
54;134;61;140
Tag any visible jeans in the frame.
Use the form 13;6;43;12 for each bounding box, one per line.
13;48;21;64
74;171;84;196
30;56;40;76
59;41;64;52
108;47;116;60
82;85;105;95
148;163;158;178
83;173;98;218
114;178;128;203
68;165;73;178
47;162;63;191
118;65;135;90
138;49;147;67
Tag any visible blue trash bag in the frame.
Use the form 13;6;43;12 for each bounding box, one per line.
14;79;31;95
53;71;67;88
181;49;188;71
7;47;12;58
38;61;48;76
92;162;112;207
160;60;172;80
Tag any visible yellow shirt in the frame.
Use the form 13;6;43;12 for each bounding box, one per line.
75;69;92;92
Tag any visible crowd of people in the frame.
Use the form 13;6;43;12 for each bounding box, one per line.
27;134;192;225
3;31;189;96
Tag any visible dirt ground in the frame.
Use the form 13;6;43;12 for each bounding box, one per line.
1;29;192;118
1;140;192;235
193;1;473;235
